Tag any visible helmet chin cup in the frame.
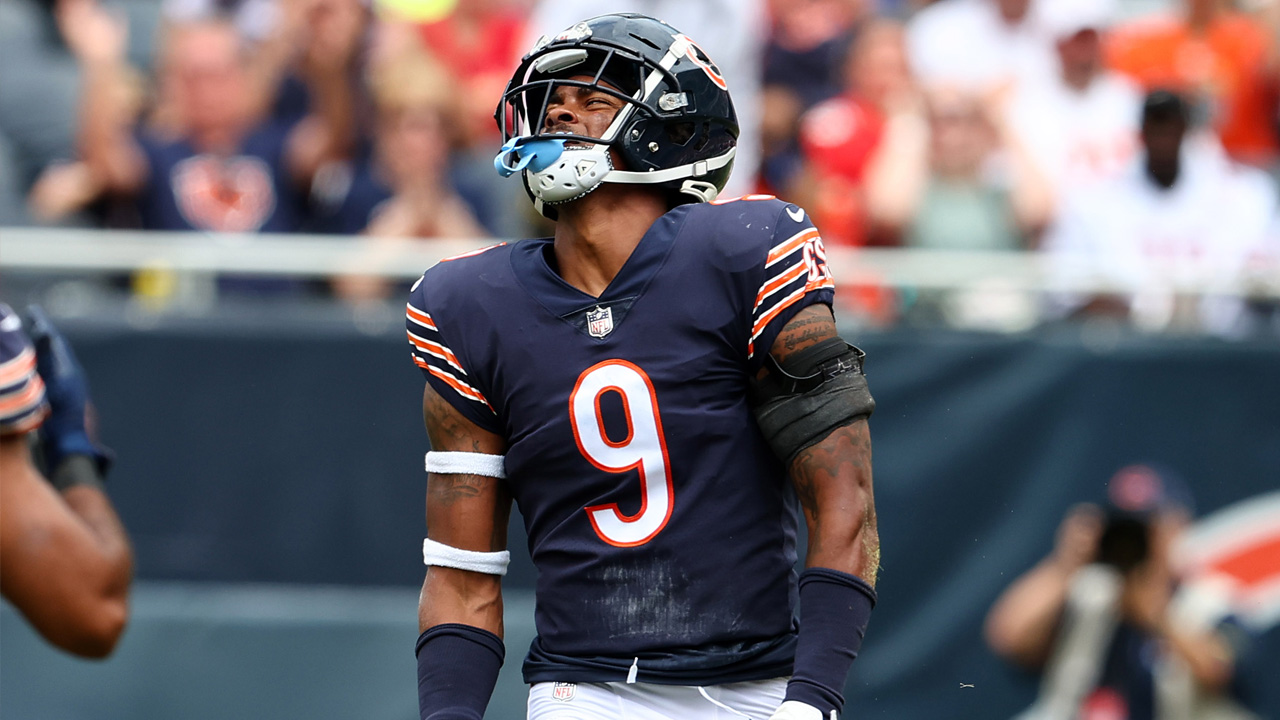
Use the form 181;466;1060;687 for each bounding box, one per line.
527;145;614;205
494;136;571;177
679;179;720;203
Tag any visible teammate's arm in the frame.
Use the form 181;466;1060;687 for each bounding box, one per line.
0;437;132;657
0;307;132;658
416;382;511;720
753;303;879;720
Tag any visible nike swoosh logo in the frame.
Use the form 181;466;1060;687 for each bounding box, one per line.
786;206;805;223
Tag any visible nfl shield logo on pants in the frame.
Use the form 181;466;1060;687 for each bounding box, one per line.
552;682;576;701
587;306;614;338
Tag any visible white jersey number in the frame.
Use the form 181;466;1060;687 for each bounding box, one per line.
569;360;673;547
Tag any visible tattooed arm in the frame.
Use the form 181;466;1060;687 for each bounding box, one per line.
767;304;879;584
418;382;511;636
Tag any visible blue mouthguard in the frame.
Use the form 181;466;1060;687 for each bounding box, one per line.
493;137;570;178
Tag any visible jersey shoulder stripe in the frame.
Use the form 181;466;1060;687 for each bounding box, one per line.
765;228;820;268
440;241;507;263
404;302;492;409
403;247;517;435
0;306;49;436
747;204;835;360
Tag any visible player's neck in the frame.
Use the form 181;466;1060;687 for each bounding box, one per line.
552;185;668;298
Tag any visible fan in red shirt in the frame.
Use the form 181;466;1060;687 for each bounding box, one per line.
795;20;911;248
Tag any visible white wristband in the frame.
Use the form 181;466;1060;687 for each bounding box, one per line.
425;451;506;478
422;538;510;576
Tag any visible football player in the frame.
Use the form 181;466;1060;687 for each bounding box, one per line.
0;304;132;657
407;14;879;720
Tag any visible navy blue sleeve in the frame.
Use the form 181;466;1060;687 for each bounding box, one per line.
405;272;504;437
743;199;835;372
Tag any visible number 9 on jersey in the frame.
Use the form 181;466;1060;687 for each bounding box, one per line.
569;360;674;547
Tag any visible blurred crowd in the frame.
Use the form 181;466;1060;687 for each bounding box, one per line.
1;0;1279;333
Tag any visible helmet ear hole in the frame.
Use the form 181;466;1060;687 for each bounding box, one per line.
665;122;696;146
693;123;712;152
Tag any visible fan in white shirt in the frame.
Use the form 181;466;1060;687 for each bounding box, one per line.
906;0;1057;93
1044;91;1276;336
1007;0;1143;204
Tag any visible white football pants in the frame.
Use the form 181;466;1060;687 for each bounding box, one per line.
528;677;787;720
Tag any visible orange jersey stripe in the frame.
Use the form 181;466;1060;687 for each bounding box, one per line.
766;229;819;266
425;366;492;409
441;242;507;262
805;276;836;294
407;331;464;374
2;405;48;435
0;375;46;415
751;285;808;341
0;348;37;386
405;305;437;330
753;263;807;311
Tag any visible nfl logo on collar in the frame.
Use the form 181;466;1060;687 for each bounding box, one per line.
587;306;614;338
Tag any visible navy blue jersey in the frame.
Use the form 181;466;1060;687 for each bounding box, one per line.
306;157;393;236
406;196;836;685
0;304;48;436
135;122;305;233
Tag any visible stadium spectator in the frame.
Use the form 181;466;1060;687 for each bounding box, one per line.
906;0;1057;94
0;304;132;658
324;44;488;302
1106;0;1279;168
1006;0;1142;208
25;64;147;225
1044;91;1276;335
985;464;1259;719
763;0;865;110
62;0;364;233
163;0;278;43
794;19;913;247
412;0;532;240
864;83;1052;249
759;0;864;194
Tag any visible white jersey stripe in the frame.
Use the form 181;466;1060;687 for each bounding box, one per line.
764;228;820;269
405;304;438;331
416;359;491;407
752;263;807;313
408;331;467;375
750;284;808;344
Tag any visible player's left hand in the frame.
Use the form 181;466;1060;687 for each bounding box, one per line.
24;305;114;477
770;700;836;720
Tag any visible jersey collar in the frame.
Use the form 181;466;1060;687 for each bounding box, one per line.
509;205;689;326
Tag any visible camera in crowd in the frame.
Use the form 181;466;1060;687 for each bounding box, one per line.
1092;463;1193;572
1096;509;1150;572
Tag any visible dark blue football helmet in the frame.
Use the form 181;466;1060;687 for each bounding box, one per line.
493;13;739;217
